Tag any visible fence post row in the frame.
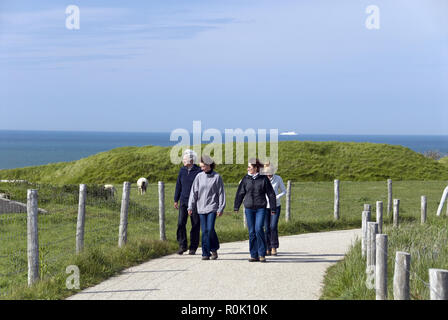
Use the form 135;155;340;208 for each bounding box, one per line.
421;195;427;224
334;179;340;220
387;179;392;216
27;189;39;286
21;179;448;300
376;234;388;300
285;180;291;222
159;181;166;241
364;204;371;213
376;201;383;234
361;210;371;258
429;269;448;300
366;222;378;272
76;184;87;254
118;181;131;248
393;199;400;228
436;186;448;217
393;251;411;300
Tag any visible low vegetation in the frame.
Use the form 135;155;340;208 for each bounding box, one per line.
320;215;448;300
1;180;446;299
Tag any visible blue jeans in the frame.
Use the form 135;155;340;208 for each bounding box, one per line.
265;206;281;249
245;208;267;258
199;212;220;257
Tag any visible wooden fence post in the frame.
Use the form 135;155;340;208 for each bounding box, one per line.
436;186;448;216
27;189;39;286
376;234;388;300
429;269;448;300
366;222;378;271
421;195;427;224
361;210;371;258
446;195;448;217
387;179;392;216
334;179;340;220
393;251;411;300
376;201;383;234
118;181;131;247
285;180;291;222
364;204;371;213
393;199;400;228
76;184;87;254
159;181;166;241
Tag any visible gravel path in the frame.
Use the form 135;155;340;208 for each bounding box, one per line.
68;228;361;300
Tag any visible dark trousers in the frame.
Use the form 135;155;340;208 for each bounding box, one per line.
177;203;200;251
244;207;267;258
265;206;281;249
199;212;220;257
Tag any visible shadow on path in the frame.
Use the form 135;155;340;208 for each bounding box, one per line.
77;288;159;294
121;269;187;274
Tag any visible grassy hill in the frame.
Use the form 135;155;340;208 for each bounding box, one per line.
1;141;448;184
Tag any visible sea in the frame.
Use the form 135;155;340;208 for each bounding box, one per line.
0;130;447;170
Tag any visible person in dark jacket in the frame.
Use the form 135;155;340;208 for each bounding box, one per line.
174;150;202;255
234;158;277;262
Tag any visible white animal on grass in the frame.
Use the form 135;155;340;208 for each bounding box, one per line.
103;184;116;199
137;177;149;195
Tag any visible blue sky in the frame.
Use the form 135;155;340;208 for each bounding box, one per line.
0;0;447;134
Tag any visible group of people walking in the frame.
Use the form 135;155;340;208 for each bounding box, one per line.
174;150;286;262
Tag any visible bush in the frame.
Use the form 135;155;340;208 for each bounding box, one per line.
423;150;442;160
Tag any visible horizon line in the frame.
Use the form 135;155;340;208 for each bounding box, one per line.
0;129;447;136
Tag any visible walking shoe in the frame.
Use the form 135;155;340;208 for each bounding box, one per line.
211;251;218;260
202;256;210;260
177;248;188;255
248;257;260;262
266;250;271;256
271;248;277;256
188;249;196;255
259;257;267;263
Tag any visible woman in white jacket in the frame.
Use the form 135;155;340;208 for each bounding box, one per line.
262;162;286;256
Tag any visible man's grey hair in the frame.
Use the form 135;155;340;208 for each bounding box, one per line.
182;149;197;164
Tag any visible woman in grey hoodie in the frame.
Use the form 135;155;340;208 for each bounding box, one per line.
188;155;226;260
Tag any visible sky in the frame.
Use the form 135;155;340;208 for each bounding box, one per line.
0;0;447;134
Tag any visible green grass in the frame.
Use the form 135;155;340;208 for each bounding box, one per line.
440;156;448;167
1;180;447;299
1;141;448;184
320;214;448;300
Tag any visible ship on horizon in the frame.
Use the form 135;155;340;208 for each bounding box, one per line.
280;131;298;136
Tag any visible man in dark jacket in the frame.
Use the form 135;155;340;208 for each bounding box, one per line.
174;151;202;255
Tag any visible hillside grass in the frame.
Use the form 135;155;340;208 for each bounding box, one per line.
440;156;448;167
1;141;448;184
1;180;447;299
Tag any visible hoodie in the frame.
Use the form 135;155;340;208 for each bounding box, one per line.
187;170;226;214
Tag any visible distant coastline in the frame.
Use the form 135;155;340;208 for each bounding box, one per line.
0;130;447;170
